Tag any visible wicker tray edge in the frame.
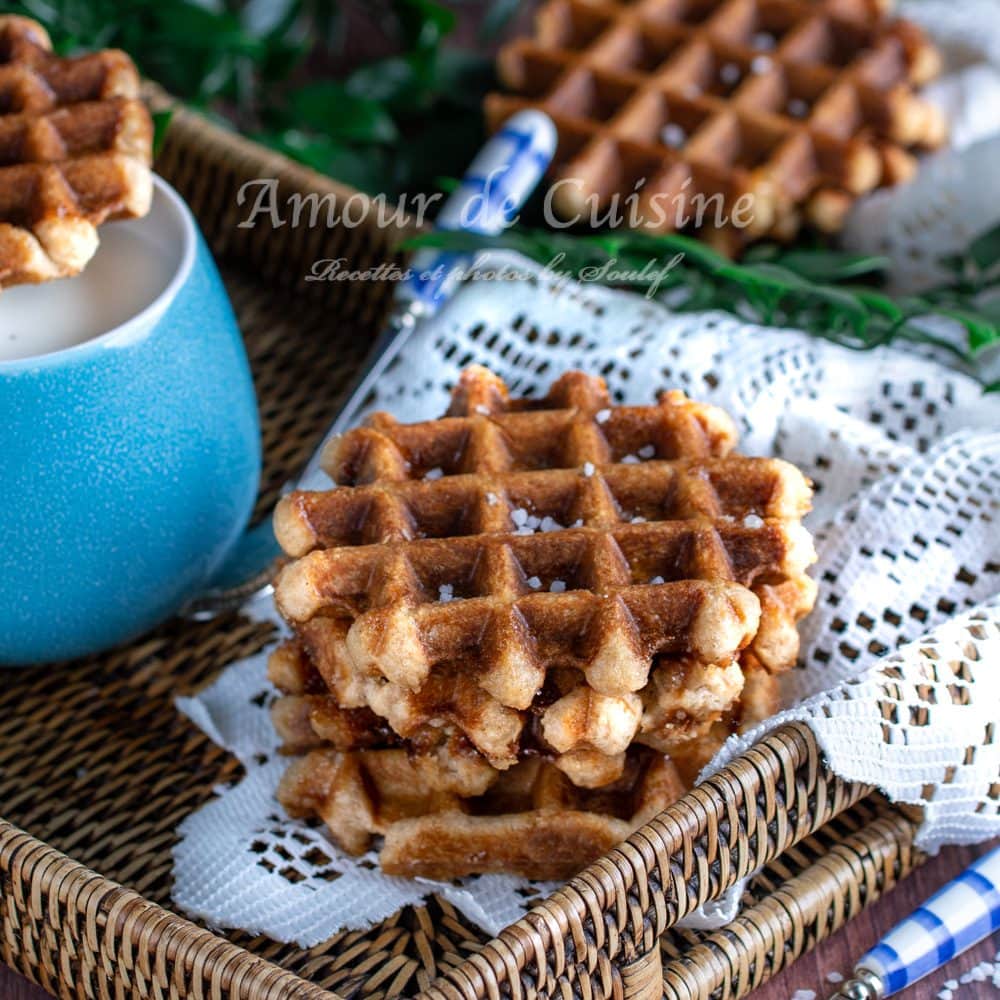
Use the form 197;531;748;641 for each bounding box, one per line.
1;722;891;1000
0;820;337;1000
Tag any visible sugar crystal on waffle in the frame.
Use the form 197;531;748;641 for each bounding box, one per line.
270;367;816;878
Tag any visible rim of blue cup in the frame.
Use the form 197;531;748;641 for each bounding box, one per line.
0;174;196;374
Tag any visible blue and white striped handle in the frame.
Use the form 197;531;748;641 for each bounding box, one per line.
405;109;557;309
835;846;1000;998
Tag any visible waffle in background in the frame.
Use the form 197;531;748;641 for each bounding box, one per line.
486;0;946;253
270;367;817;878
0;15;153;288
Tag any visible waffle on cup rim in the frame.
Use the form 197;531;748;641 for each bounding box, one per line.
0;15;153;288
271;367;818;879
485;0;946;253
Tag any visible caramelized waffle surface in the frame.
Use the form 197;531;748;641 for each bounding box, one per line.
270;367;816;877
486;0;945;251
277;743;686;879
271;632;780;878
662;655;781;784
0;15;153;288
273;368;815;774
270;630;753;785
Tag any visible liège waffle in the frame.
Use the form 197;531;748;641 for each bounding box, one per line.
273;368;815;775
486;0;945;251
271;625;782;878
0;15;153;287
278;743;687;879
271;633;750;781
269;369;816;878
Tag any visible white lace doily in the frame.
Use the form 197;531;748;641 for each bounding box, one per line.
173;251;1000;945
172;9;1000;947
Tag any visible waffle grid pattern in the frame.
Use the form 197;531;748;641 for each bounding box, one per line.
0;15;152;286
274;370;814;751
487;0;945;249
271;368;817;878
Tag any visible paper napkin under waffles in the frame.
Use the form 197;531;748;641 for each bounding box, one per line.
173;250;1000;941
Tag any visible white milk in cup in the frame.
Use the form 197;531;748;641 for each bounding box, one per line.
0;218;175;363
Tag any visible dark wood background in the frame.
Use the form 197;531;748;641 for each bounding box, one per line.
2;842;998;998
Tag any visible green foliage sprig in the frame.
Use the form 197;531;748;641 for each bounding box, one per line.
406;223;1000;386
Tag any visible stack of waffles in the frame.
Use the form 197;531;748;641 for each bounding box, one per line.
271;367;817;879
486;0;945;252
0;15;153;288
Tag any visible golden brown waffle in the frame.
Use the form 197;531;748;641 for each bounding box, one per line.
272;368;815;781
663;656;781;784
277;743;686;879
486;0;945;251
270;632;776;877
271;367;816;876
273;368;815;775
0;15;153;287
271;636;745;777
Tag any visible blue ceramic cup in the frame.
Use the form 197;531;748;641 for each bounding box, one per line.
0;176;261;665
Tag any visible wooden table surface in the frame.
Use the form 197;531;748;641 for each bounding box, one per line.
3;840;998;999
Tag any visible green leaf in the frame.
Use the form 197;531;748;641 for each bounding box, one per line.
151;108;174;158
287;81;399;143
724;261;811;289
967;222;1000;273
848;288;904;323
762;249;891;283
934;308;1000;352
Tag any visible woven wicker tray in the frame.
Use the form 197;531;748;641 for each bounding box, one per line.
0;97;926;1000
